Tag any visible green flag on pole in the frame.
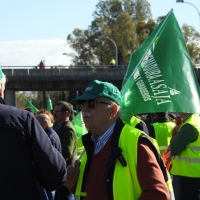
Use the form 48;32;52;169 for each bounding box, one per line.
47;96;53;111
71;111;87;140
71;111;88;155
25;98;39;114
120;9;200;124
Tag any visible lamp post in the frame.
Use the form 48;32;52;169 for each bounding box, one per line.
98;36;118;66
176;0;200;32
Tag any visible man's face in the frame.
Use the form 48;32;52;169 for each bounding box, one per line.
79;97;114;138
53;105;66;124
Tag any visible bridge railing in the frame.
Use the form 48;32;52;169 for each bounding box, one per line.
1;65;127;69
2;66;128;81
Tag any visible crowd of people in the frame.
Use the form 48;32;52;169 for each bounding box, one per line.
1;65;200;200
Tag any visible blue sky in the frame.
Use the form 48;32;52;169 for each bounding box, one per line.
0;0;200;66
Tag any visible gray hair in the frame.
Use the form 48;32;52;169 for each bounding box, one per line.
0;76;6;92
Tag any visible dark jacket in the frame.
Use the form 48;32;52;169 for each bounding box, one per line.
81;118;168;200
0;98;67;200
55;121;77;166
45;127;62;153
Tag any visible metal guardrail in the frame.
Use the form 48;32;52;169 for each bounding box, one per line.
1;65;127;69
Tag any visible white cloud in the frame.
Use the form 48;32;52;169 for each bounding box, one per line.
0;39;74;67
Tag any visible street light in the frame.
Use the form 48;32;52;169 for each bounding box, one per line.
176;0;200;32
98;35;118;66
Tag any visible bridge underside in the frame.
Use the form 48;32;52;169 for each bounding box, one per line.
4;68;125;91
3;67;200;106
6;80;123;91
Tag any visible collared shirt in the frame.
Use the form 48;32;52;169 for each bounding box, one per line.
91;121;116;154
53;121;68;132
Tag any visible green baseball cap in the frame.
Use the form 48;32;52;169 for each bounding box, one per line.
0;65;5;79
71;80;122;105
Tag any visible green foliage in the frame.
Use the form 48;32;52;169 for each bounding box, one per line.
181;24;200;62
67;0;153;66
16;91;71;111
66;0;200;67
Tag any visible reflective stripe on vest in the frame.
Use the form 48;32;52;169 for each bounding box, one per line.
171;114;200;177
159;146;168;150
153;122;175;154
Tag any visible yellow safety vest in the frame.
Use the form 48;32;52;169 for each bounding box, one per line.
110;59;116;65
171;114;200;177
75;124;173;199
130;116;160;150
153;122;176;154
130;115;144;127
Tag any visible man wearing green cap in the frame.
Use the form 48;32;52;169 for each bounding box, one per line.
0;66;67;200
64;80;171;200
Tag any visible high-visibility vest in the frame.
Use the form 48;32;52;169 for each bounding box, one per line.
130;116;160;150
171;114;200;177
153;122;176;154
130;115;145;127
110;59;116;65
75;124;174;199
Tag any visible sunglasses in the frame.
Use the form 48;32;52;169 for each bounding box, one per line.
78;100;111;109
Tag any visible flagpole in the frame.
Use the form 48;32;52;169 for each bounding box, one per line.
121;9;174;93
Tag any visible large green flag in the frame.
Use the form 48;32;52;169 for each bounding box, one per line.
47;96;53;111
120;9;200;124
25;98;39;114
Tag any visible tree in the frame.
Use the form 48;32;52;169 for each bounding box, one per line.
67;0;153;66
67;0;200;66
181;24;200;62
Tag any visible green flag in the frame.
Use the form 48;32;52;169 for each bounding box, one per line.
0;64;5;79
47;96;53;111
25;98;39;114
120;9;200;124
71;111;88;155
71;111;87;140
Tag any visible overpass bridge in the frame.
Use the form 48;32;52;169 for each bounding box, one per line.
3;67;126;106
2;67;200;106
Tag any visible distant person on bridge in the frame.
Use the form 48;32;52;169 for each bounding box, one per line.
109;58;116;68
39;60;45;69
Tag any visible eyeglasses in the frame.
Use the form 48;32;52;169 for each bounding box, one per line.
78;100;111;109
53;110;63;114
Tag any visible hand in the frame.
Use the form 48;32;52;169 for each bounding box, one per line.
64;160;80;189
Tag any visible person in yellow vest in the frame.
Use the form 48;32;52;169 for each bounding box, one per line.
130;115;149;135
64;80;173;200
109;58;116;68
148;112;176;154
170;112;200;200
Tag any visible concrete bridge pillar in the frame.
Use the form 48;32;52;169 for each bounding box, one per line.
4;89;16;106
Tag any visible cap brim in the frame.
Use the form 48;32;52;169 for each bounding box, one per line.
71;94;98;105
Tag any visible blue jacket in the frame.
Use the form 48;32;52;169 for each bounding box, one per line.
0;98;67;200
45;127;62;153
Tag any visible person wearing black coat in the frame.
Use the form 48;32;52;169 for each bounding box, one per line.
0;67;67;200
